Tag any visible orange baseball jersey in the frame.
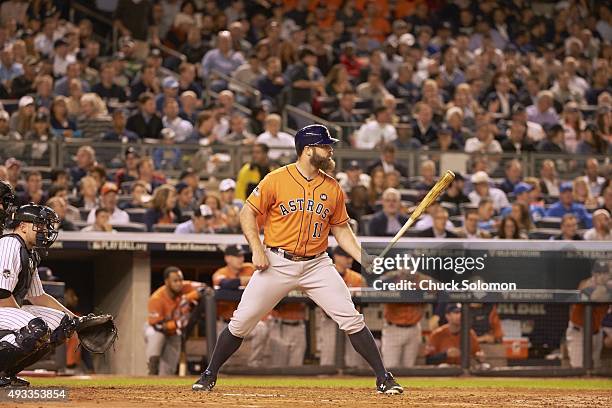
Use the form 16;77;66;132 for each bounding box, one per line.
148;281;199;335
426;324;481;365
342;268;366;288
569;304;609;333
212;263;256;321
384;304;425;326
246;163;350;257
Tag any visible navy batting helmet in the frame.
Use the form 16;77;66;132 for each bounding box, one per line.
294;124;339;154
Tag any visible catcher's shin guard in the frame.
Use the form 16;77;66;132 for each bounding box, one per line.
0;318;50;374
6;343;54;377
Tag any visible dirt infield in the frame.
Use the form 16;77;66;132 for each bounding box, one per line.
9;385;612;408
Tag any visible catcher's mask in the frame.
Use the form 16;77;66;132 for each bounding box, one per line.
10;203;60;251
0;180;17;230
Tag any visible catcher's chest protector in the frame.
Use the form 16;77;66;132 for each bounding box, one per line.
1;234;40;306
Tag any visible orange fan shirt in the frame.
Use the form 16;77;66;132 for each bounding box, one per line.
246;164;349;257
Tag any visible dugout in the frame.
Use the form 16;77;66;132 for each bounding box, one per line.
40;233;611;377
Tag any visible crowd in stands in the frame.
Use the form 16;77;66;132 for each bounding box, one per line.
0;0;609;239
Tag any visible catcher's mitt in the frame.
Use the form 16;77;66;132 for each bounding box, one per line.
75;314;118;354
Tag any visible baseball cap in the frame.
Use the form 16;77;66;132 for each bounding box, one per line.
175;181;190;194
399;33;415;46
333;246;351;258
100;182;119;195
224;245;245;257
445;303;462;313
0;110;9;121
180;168;197;180
347;160;360;171
5;158;21;168
53;38;68;49
162;76;179;89
513;182;533;196
559;182;573;193
34;111;49;122
471;171;490;184
18;95;34;108
592;209;610;219
161;128;176;139
181;90;197;99
194;204;213;218
125;146;140;158
219;178;236;192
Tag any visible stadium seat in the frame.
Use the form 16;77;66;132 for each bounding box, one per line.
126;208;147;224
359;214;374;236
398;189;420;203
153;223;179;233
441;201;460;216
449;215;463;228
528;228;561;240
112;223;147;232
535;217;562;229
78;207;90;221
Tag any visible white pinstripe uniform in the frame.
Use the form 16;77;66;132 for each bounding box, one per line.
0;235;66;345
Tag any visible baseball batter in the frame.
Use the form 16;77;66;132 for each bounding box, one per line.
0;204;78;387
193;124;403;394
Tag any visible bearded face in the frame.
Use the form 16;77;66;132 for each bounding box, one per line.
309;147;335;173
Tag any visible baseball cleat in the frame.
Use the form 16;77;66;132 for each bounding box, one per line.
376;372;403;395
8;376;30;387
192;370;216;391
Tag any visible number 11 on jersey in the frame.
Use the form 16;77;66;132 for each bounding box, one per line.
312;222;322;238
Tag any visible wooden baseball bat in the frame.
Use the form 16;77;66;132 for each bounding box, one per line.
377;170;456;258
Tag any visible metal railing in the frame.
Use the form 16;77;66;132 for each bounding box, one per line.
282;105;343;139
207;69;262;108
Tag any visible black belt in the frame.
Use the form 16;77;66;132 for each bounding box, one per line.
387;322;417;328
570;323;599;334
269;247;321;262
279;320;303;326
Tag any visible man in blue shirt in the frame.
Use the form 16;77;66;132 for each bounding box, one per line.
174;204;215;234
501;182;546;222
545;182;592;228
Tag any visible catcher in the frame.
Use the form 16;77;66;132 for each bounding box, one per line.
0;203;117;387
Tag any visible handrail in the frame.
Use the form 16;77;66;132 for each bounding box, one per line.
207;89;253;116
210;69;262;105
282;105;343;140
70;2;114;26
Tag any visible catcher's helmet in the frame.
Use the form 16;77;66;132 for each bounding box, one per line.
0;180;16;230
294;124;339;154
10;204;60;249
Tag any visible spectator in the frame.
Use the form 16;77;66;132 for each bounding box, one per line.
71;175;98;210
429;126;462;152
354;107;397;149
576;123;611;155
386;61;419;103
127;92;164;139
201;30;245;92
366;143;407;178
287;46;323;128
328;91;362;139
457;210;491;239
10;55;37;99
356;71;391;107
145;184;177;232
539;159;560;198
546;182;592;228
573;177;598;210
16;170;47;206
86;182;129;225
46;196;77;231
477;198;497;233
81;208;116;232
137;156;166;194
0;110;24;158
501;120;536;154
152;128;182;170
51;38;74;78
583;209;611;241
526;90;559;127
426;303;483;366
337;160;371;194
50;169;70;190
203;194;228;231
177;62;203;98
76;93;113;139
601;186;612;215
498;159;523;195
162;98;193;143
256;56;285;107
10;95;35;136
172;182;195;223
179;26;208;64
224;114;256;145
103;109;138;142
119;181;151;210
537;123;565;153
418;207;458;238
174;204;215;234
484;73;516;119
91;62;127;102
440;173;470;213
70;145;97;186
233;52;265;88
50;95;79;138
412;160;436;191
130;65;160;102
179;90;200;124
325;64;351;97
497;214;522;239
114;0;153;60
368;188;408;237
54;62;89;97
256;113;294;161
465;122;503;155
24;111;52;163
411;102;437;146
552;213;583;241
235;143;272;201
468;171;510;212
219;178;243;213
156;76;180;113
580;158;605;197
